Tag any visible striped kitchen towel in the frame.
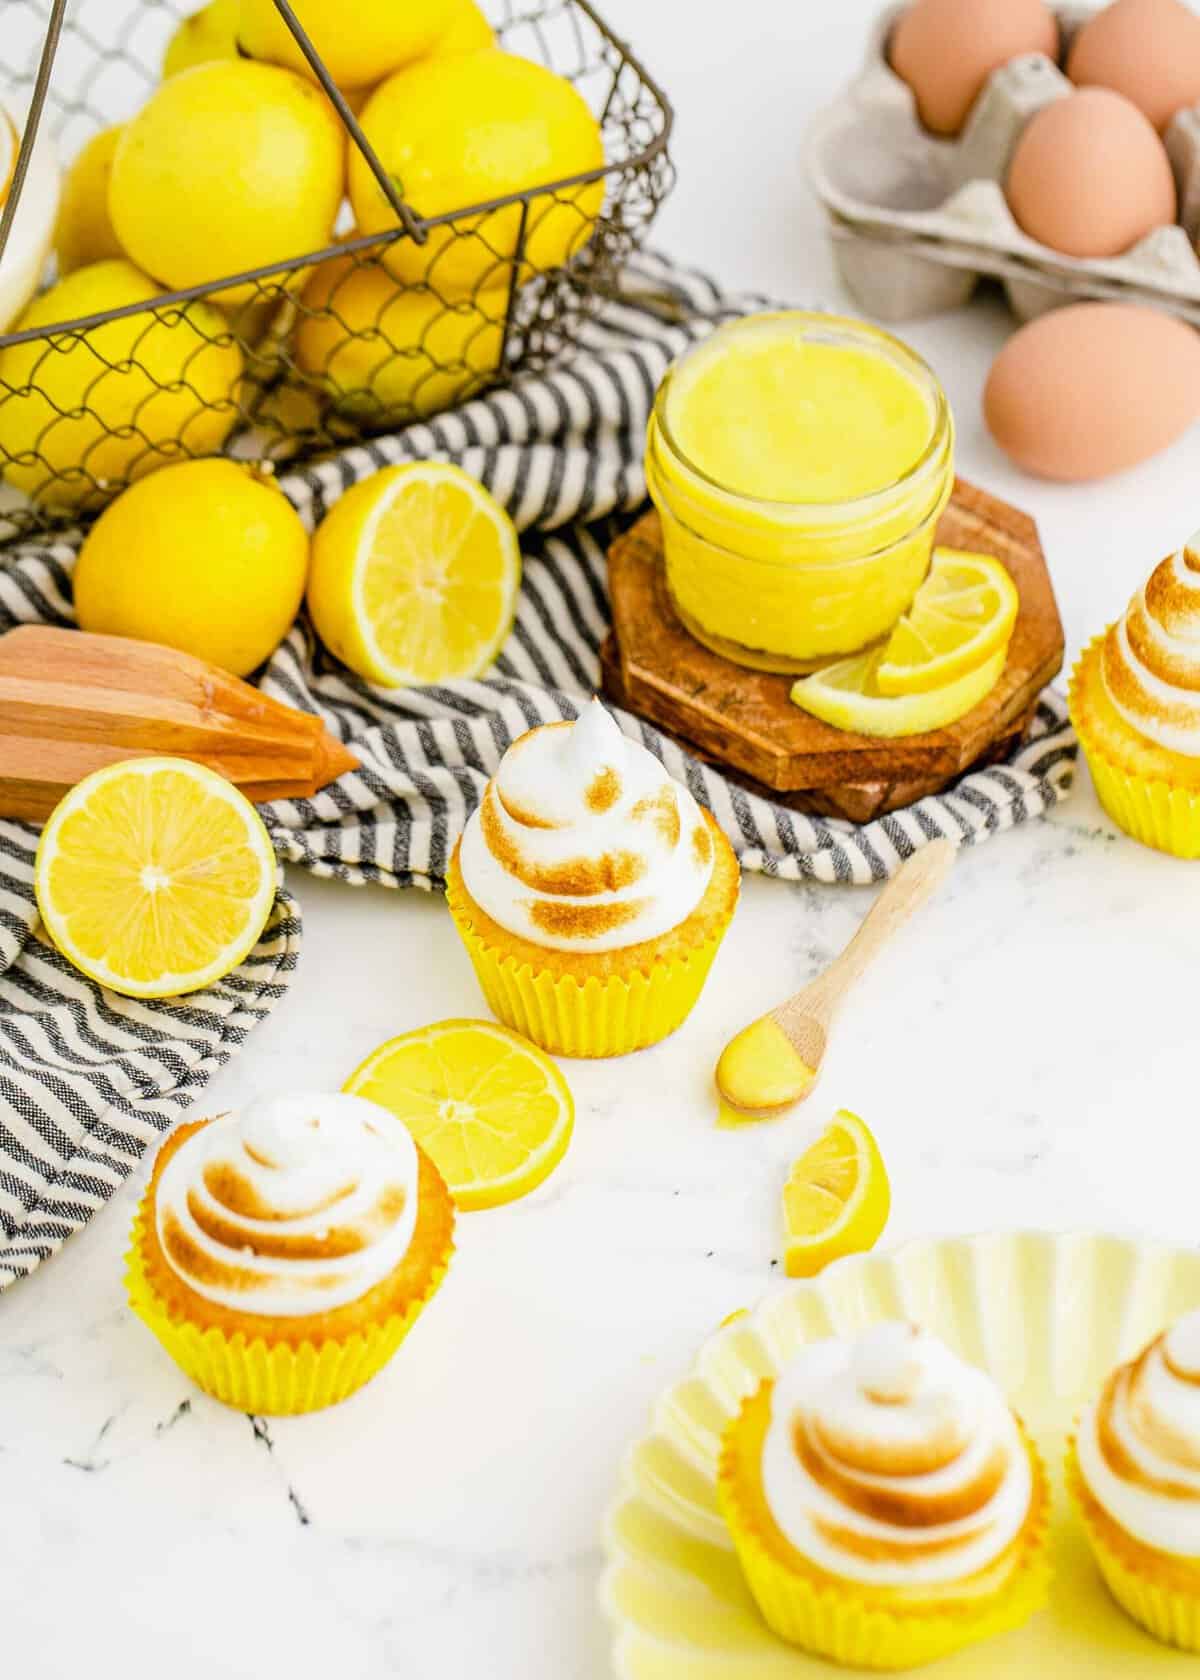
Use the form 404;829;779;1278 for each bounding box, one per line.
0;249;1075;1287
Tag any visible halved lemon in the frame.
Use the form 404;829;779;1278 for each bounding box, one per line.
876;548;1019;697
35;757;278;998
783;1109;890;1279
791;645;1006;737
306;462;521;688
344;1019;573;1211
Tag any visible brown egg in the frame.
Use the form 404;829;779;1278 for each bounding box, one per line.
1006;89;1177;258
1068;0;1200;132
890;0;1059;136
984;304;1200;481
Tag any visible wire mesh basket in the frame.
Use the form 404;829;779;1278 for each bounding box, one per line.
0;0;674;536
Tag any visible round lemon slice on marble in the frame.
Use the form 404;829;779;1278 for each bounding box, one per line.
877;548;1019;697
783;1109;890;1279
791;645;1006;737
35;757;277;998
306;462;521;688
344;1019;573;1210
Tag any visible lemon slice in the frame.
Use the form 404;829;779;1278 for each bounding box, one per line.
35;757;278;998
344;1019;573;1210
791;644;1006;737
783;1110;890;1279
307;462;521;688
876;548;1019;697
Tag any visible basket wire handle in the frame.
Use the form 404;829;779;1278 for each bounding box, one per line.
0;0;68;267
269;0;427;246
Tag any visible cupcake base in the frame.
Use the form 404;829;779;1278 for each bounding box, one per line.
718;1382;1051;1671
1070;637;1200;858
1067;1440;1200;1652
445;810;739;1059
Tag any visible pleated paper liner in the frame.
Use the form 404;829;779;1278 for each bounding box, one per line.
1070;638;1200;860
1067;1442;1200;1655
602;1232;1200;1679
126;1209;452;1416
443;829;737;1059
717;1381;1050;1670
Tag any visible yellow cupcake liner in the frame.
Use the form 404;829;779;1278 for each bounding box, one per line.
717;1392;1052;1671
444;872;733;1060
126;1210;451;1416
1067;1439;1200;1652
1069;642;1200;859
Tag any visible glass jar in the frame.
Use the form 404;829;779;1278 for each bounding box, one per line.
645;313;956;673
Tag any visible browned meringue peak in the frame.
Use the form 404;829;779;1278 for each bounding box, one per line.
1103;539;1200;753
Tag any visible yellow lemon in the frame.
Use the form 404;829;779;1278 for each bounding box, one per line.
36;756;278;999
876;549;1020;697
109;60;344;306
53;125;125;274
237;0;454;90
344;1019;574;1210
436;0;494;54
162;0;240;75
74;458;309;677
348;49;605;294
783;1110;891;1279
790;646;1007;738
307;461;519;686
295;251;505;419
0;259;243;511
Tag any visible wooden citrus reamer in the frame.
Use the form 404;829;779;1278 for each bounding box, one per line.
716;838;956;1118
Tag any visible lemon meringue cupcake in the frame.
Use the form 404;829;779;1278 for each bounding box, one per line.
1069;1310;1200;1650
127;1093;455;1414
1071;537;1200;856
719;1322;1050;1669
445;698;739;1057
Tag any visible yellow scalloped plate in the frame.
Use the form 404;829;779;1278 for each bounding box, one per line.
601;1231;1200;1677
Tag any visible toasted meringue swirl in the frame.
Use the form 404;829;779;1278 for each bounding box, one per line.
457;698;714;951
1103;541;1200;756
1077;1311;1200;1555
761;1323;1033;1586
155;1094;419;1317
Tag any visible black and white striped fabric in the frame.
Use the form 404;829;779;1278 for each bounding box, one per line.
0;249;1076;1289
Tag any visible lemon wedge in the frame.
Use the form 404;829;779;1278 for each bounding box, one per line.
344;1019;574;1210
35;757;277;998
307;462;521;688
791;645;1006;737
783;1110;890;1279
877;548;1019;696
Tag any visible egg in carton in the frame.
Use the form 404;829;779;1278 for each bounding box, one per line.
806;4;1200;324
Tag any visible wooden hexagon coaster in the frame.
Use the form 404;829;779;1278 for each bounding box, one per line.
601;477;1065;822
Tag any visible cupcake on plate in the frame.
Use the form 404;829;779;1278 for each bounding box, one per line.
1071;538;1200;857
718;1321;1050;1670
127;1092;454;1415
446;698;739;1058
1069;1310;1200;1650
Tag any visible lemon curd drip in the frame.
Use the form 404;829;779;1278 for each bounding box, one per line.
666;331;935;505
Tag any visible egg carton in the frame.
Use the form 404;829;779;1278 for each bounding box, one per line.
806;4;1200;324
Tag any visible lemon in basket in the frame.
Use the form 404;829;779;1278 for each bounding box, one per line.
109;59;343;307
163;0;240;76
36;756;278;1000
237;0;455;90
436;0;494;55
307;462;520;686
0;259;243;511
295;253;506;420
73;458;309;677
53;125;125;274
348;50;605;294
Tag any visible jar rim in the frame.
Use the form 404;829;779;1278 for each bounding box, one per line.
651;311;952;515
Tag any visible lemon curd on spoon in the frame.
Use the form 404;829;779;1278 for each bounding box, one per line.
646;313;955;671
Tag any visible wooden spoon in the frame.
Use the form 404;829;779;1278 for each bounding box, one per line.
715;838;956;1119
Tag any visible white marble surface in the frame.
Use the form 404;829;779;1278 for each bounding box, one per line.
7;2;1200;1676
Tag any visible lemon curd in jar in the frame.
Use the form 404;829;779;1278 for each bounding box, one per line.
646;313;955;671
